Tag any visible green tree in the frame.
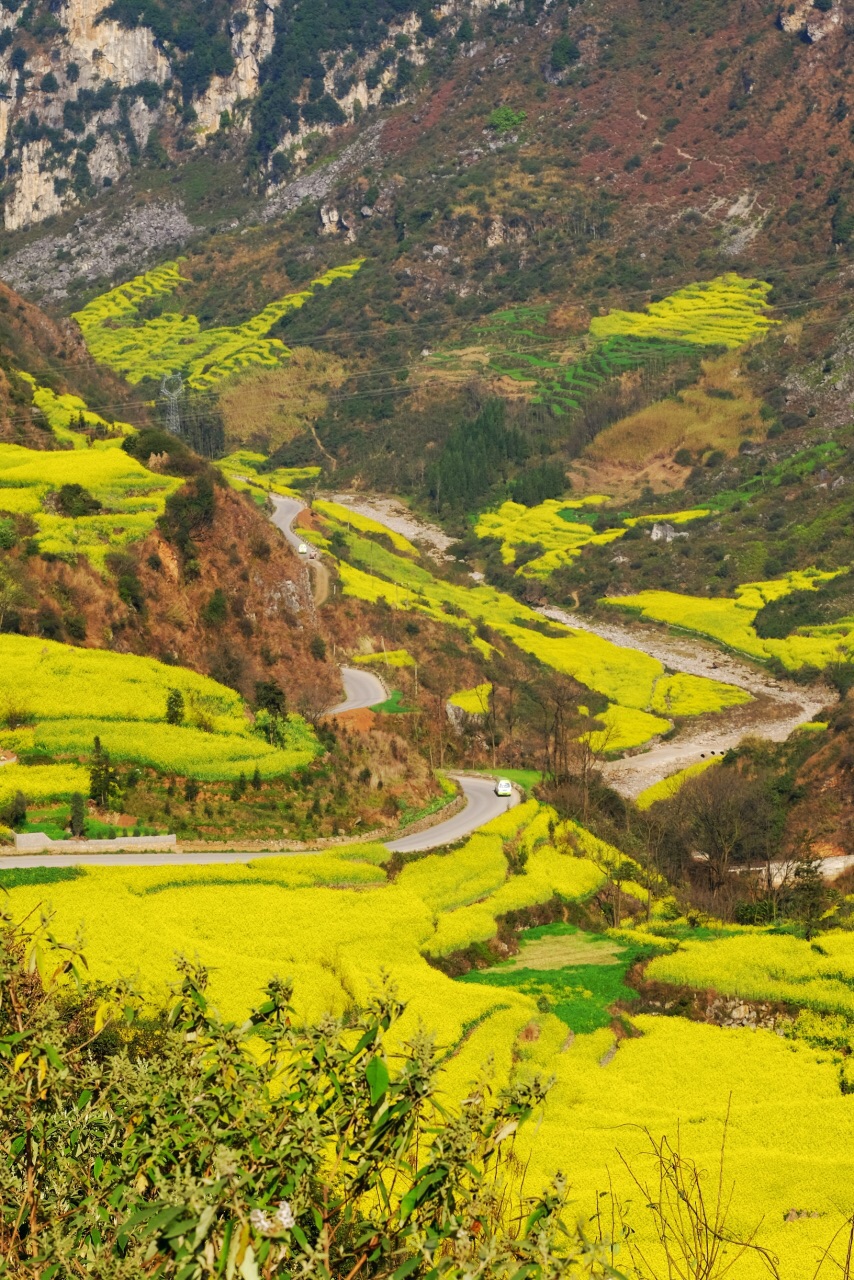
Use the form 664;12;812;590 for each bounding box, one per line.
166;688;186;725
550;34;580;71
255;678;286;718
89;736;121;809
6;790;26;829
201;588;228;627
69;792;86;837
789;857;835;940
252;764;262;790
0;559;24;632
487;105;527;134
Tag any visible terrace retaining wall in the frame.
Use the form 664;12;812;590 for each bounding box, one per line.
11;833;178;854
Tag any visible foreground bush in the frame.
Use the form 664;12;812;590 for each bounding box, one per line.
0;907;620;1279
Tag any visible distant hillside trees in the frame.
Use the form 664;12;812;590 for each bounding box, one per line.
510;461;567;506
426;400;530;510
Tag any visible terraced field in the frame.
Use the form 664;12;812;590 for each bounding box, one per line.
0;416;181;569
6;805;853;1277
73;259;364;389
475;496;709;578
606;569;854;671
430;273;774;416
313;505;750;752
0;634;319;787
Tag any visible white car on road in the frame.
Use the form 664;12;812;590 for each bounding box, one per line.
494;778;513;798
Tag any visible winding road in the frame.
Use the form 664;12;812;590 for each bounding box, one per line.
386;776;518;854
0;777;518;868
272;491;830;795
7;495;832;870
329;667;386;713
269;496;382;715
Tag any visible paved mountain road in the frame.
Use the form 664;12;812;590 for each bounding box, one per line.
0;778;518;868
283;492;829;797
329;667;387;713
386;776;518;854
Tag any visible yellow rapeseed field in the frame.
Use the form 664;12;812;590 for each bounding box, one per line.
0;431;181;569
474;498;623;579
73;260;364;388
0;635;319;781
589;274;776;348
605;569;853;670
322;516;750;752
634;757;718;809
448;683;492;713
7;802;852;1276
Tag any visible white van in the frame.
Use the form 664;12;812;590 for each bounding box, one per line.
494;778;513;797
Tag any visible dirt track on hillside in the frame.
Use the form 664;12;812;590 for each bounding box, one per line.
537;605;831;796
288;491;832;795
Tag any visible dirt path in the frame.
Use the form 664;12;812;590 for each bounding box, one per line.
310;492;832;796
329;493;454;561
537;606;831;797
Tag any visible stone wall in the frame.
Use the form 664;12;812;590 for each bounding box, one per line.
11;832;177;854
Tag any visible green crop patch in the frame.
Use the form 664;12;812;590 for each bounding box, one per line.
430;274;772;419
73;260;364;389
459;923;648;1034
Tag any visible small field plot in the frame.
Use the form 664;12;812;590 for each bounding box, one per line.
0;431;181;568
475;497;625;578
585;353;764;469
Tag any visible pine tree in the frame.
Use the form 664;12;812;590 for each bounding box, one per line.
9;791;26;829
165;689;185;725
89;737;121;809
69;793;86;838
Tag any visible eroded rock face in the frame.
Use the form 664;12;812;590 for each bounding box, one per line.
193;0;280;134
1;0;171;231
778;0;843;41
61;0;169;84
0;0;473;232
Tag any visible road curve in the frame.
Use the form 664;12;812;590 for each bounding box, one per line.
386;775;519;854
269;494;308;550
268;499;373;713
0;779;519;869
329;666;386;713
288;488;830;796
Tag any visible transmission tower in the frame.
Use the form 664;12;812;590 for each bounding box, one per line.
160;373;184;437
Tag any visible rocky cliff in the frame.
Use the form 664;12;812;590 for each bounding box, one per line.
0;0;478;232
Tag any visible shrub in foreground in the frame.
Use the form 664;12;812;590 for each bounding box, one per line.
0;908;619;1279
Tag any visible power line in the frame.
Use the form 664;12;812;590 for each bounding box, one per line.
4;252;852;379
2;286;853;433
1;271;852;431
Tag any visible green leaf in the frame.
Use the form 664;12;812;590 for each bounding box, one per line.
366;1056;390;1106
400;1170;444;1222
391;1255;422;1280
